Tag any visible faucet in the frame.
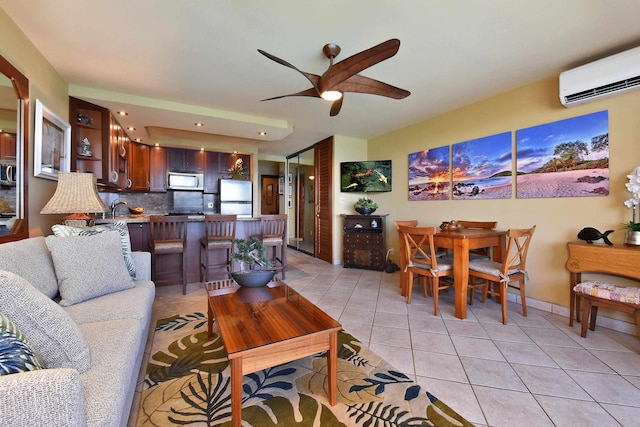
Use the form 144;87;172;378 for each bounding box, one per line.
111;200;128;217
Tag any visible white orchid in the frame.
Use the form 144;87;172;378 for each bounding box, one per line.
624;166;640;230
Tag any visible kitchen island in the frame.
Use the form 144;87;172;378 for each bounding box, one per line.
96;215;263;285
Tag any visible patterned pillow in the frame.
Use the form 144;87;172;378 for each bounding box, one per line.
52;220;137;280
45;232;134;307
0;312;45;375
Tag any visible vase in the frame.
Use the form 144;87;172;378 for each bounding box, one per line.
355;207;376;215
231;270;275;288
624;230;640;246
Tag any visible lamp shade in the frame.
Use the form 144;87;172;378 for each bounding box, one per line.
0;197;14;214
41;172;108;215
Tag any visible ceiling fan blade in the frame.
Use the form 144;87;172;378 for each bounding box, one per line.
260;87;320;101
334;74;410;99
319;39;401;93
329;96;343;117
258;49;320;90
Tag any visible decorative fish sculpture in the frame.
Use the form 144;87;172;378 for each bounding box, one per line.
577;227;614;245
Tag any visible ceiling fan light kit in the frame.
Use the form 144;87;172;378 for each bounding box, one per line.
258;38;410;116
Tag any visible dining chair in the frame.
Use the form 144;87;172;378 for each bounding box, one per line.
397;225;453;314
467;225;536;324
149;215;189;294
394;220;418;296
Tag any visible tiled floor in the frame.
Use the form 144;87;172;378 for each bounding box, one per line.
129;249;640;427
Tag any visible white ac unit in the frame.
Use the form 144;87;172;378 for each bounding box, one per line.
559;46;640;107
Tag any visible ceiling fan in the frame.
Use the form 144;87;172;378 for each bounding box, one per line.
258;38;411;116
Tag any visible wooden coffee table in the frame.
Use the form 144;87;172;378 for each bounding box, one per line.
205;280;342;427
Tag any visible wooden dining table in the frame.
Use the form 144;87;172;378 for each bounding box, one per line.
433;228;507;319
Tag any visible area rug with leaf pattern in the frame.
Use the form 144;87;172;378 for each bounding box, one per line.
136;311;474;426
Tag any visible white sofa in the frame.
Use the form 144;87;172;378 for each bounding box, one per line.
0;234;155;427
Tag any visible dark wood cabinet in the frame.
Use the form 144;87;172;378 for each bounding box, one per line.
0;132;16;161
70;97;109;184
218;152;250;178
167;148;205;171
203;151;219;193
128;142;150;191
149;146;167;192
127;223;149;252
342;214;386;270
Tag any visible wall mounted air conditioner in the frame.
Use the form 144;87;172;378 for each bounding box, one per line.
559;46;640;107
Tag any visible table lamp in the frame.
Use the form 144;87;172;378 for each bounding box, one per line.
40;172;108;226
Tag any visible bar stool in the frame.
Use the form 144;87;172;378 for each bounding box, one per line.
200;214;237;282
256;214;287;279
149;215;188;294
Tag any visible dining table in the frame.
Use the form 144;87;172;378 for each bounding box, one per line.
433;228;507;319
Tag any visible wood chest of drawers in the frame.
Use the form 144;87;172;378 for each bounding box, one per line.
342;214;386;270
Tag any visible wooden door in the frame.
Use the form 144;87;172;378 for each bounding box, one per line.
261;175;279;215
314;137;333;263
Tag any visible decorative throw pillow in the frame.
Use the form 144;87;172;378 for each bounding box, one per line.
0;270;91;372
45;232;135;307
0;312;45;375
0;236;59;298
52;220;137;280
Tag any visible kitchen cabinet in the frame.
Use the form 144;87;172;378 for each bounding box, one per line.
203;151;219;193
127;223;149;252
218;152;250;178
149;146;167;192
0;132;16;161
109;115;129;188
70;97;109;184
167;148;205;171
342;214;387;270
128;142;150;191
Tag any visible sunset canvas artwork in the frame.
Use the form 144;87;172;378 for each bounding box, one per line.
408;145;451;201
452;132;513;200
516;110;609;199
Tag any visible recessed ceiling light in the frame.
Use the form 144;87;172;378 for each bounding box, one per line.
200;147;205;151
117;111;128;116
258;131;267;136
134;138;142;142
194;122;204;127
127;126;136;131
154;143;160;147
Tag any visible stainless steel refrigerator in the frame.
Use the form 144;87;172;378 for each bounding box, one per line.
219;179;252;217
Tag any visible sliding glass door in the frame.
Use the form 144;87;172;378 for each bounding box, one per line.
286;147;315;255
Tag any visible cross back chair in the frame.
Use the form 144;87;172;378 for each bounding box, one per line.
457;220;498;258
149;215;189;294
398;225;453;315
467;225;536;324
394;220;418;295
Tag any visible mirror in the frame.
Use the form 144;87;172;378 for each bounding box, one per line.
0;54;28;242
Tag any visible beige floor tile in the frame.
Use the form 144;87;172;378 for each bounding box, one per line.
410;330;456;355
473;385;554;427
589;349;640;376
520;325;582;347
338;321;372;346
374;311;409;329
339;307;375;325
370;325;412;348
409;315;448;334
494;340;558;367
451;335;505;361
512;364;592;400
369;342;415;377
461;356;526;391
601;402;640;427
413;350;468;383
481;322;534;343
535;395;618;426
540;345;615;373
444;319;490;339
567;370;640;406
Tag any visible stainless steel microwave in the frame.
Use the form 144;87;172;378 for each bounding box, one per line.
167;171;204;191
0;163;16;186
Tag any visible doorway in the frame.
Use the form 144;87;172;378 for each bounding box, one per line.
260;175;279;215
287;148;315;255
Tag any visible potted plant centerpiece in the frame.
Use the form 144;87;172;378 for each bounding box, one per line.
623;166;640;245
230;237;275;287
354;197;378;215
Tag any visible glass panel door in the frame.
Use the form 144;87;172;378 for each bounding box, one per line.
286;146;315;255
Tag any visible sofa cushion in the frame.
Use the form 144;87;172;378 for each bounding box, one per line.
0;312;44;375
45;232;134;307
0;270;90;372
0;236;58;298
52;220;137;280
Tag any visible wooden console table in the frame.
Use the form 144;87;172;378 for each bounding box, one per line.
565;241;640;327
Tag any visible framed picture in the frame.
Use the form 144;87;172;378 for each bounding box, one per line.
278;176;284;195
34;99;71;180
288;173;293;183
287;198;293;209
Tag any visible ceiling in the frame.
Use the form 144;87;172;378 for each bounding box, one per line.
2;0;640;158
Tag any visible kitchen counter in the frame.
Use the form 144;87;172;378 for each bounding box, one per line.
95;214;261;224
